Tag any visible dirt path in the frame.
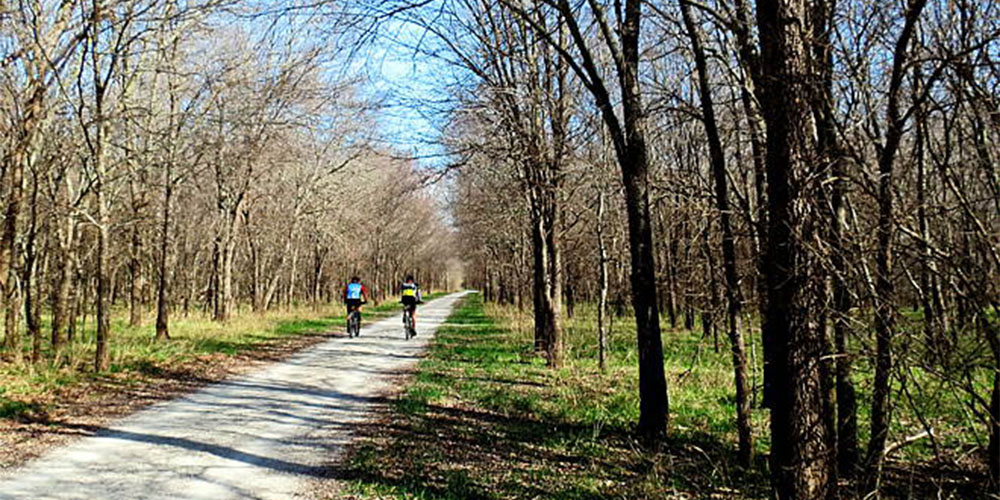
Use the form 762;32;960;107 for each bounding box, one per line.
0;292;469;500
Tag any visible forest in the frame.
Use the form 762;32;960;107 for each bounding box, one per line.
439;0;1000;497
0;0;454;366
1;0;999;499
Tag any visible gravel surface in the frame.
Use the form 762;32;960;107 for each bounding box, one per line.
0;292;468;500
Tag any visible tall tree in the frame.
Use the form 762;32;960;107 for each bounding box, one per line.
865;0;929;488
755;0;835;496
502;0;671;441
678;0;753;465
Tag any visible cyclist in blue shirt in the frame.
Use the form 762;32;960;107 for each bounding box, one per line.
342;277;368;324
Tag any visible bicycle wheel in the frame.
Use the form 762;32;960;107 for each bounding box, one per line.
349;311;360;337
403;310;413;339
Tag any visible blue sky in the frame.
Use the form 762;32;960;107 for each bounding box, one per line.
362;18;453;171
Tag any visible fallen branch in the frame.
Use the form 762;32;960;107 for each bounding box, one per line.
884;429;935;456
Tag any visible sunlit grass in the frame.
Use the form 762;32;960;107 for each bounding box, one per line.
340;294;771;499
340;293;990;499
0;293;448;420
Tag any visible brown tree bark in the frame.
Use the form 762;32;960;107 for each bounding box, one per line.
544;199;564;367
24;170;43;364
530;0;669;441
913;89;947;348
95;188;111;372
866;0;928;486
0;72;45;363
729;0;772;409
220;208;239;320
129;219;144;327
528;189;557;356
679;0;753;465
4;280;22;363
51;202;74;360
830;160;859;478
155;174;172;341
596;190;610;372
127;159;147;328
755;0;835;496
807;0;858;479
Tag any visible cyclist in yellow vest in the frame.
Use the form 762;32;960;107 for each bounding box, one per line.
400;275;422;332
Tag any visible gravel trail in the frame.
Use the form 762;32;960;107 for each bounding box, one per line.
0;291;469;500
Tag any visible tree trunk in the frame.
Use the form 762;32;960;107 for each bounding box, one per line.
28;251;45;365
212;238;222;319
129;220;143;327
564;281;575;319
263;273;281;311
24;177;42;365
5;277;22;363
620;143;669;441
0;66;48;364
831;164;859;477
680;0;753;465
543;188;563;368
221;210;238;319
312;244;324;306
31;262;45;365
755;0;835;496
866;1;927;485
622;3;669;438
51;207;74;360
95;187;111;372
530;203;551;354
0;126;26;363
214;205;240;322
914;108;947;344
665;238;679;329
684;306;695;330
702;229;721;354
809;0;857;479
549;0;668;441
155;178;172;341
597;191;610;372
731;0;772;409
914;97;934;334
249;235;262;311
68;267;81;344
866;107;900;498
92;20;112;371
286;243;299;309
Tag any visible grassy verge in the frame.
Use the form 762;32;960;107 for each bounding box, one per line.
0;292;448;467
335;293;770;499
334;294;988;499
1;300;400;406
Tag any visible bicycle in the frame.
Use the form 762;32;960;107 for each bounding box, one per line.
402;305;416;340
347;304;363;337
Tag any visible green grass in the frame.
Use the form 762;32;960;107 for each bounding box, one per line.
337;294;991;499
337;294;771;499
0;292;450;422
0;397;43;419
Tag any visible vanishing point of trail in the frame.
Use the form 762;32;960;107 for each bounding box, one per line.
0;292;469;500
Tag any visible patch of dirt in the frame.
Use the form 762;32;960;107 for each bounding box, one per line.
879;451;991;499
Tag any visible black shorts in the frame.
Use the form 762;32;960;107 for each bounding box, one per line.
401;296;418;307
345;299;363;312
